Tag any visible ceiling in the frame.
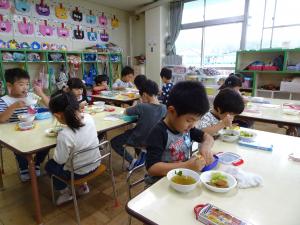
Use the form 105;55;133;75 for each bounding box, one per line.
89;0;157;12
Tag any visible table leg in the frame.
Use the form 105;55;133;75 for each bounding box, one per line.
26;154;43;225
0;167;3;191
0;145;4;190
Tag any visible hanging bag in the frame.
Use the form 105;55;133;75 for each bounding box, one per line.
39;20;53;36
55;3;68;19
0;14;12;33
15;0;31;13
0;0;10;9
36;0;50;16
100;29;109;42
73;25;84;39
72;7;82;22
111;15;120;29
57;23;69;38
86;10;96;24
87;28;97;41
18;17;34;35
99;12;107;27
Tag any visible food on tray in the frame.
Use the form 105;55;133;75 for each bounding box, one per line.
240;131;253;138
171;170;197;185
207;172;228;188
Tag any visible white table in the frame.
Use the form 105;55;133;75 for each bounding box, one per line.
92;90;139;105
0;106;132;225
126;129;300;225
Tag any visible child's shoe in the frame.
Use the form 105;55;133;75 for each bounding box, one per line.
133;151;146;169
20;169;30;182
56;187;73;205
77;182;90;196
127;158;138;171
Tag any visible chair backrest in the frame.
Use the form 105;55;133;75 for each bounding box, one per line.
70;140;111;175
126;163;146;199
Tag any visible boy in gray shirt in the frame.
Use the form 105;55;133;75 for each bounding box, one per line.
111;79;166;170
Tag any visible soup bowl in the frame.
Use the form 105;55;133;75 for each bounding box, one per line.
167;168;200;193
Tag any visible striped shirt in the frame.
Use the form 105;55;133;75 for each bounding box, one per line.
0;95;28;122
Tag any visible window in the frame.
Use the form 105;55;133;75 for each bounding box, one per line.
181;0;204;24
203;23;242;67
205;0;244;20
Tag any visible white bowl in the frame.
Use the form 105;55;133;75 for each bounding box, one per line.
239;130;256;142
283;108;299;115
18;121;34;130
93;101;105;107
18;114;35;123
200;170;237;193
220;130;239;142
167;168;200;193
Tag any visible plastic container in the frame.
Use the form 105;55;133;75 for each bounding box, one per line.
201;155;219;172
194;203;253;225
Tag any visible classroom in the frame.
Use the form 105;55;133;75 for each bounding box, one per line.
0;0;299;225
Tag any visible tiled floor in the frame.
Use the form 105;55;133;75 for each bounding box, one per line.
0;122;286;225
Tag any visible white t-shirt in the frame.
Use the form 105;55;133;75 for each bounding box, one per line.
112;79;134;89
53;113;101;175
197;111;220;130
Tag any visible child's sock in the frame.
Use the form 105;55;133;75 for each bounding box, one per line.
35;165;41;177
127;158;138;171
20;169;30;182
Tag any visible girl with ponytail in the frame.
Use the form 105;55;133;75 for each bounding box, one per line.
45;91;101;205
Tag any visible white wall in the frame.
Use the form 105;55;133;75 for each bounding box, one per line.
0;0;130;61
132;13;145;58
145;4;169;84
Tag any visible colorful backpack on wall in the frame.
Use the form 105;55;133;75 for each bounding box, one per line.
0;0;10;9
57;23;69;38
55;3;68;20
72;7;82;22
39;20;53;36
15;0;31;13
100;30;109;42
86;10;96;24
87;28;97;41
111;15;120;29
36;0;50;16
73;25;84;40
18;17;34;35
99;12;107;27
0;15;12;33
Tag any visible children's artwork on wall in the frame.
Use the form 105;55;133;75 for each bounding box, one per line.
99;12;107;27
0;0;10;10
0;14;12;33
55;3;68;20
57;22;69;38
73;25;84;40
100;29;109;42
72;7;82;22
7;39;19;49
39;20;54;37
18;17;34;35
36;0;50;16
86;10;96;24
0;39;6;48
15;0;31;13
111;15;119;29
87;28;97;41
20;42;30;49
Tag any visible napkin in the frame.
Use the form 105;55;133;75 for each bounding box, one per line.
223;166;263;189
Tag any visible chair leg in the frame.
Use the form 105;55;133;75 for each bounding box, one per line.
50;175;56;205
108;150;119;207
128;214;132;225
0;145;4;174
122;148;126;171
71;183;81;225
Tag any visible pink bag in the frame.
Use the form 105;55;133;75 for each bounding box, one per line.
99;12;107;27
0;14;11;33
39;20;53;36
0;0;10;9
57;23;69;38
18;17;34;35
35;0;50;16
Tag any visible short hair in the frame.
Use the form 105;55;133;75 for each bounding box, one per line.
5;68;30;84
121;66;134;77
94;75;109;84
160;67;172;80
213;88;245;114
219;75;242;90
139;79;159;96
134;74;147;91
167;81;209;116
67;78;85;89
